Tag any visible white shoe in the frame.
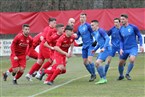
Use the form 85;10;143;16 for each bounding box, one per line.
25;74;33;81
35;72;41;79
43;81;48;84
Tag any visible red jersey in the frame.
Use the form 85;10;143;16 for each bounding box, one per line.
11;33;33;56
42;26;56;40
47;33;62;47
56;33;75;52
32;33;42;48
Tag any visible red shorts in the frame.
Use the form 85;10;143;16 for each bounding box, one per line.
50;50;55;60
10;54;26;69
38;44;51;60
28;47;38;59
54;51;66;66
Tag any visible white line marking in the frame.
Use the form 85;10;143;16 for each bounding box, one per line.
28;74;89;97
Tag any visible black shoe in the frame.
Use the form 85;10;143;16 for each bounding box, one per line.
117;76;124;80
125;74;131;80
38;70;45;81
47;81;53;85
89;75;96;82
12;72;16;76
3;72;8;81
32;72;37;77
13;80;18;85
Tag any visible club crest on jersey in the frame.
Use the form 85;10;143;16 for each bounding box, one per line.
63;40;67;43
128;29;131;32
70;39;73;42
26;40;29;43
83;27;86;31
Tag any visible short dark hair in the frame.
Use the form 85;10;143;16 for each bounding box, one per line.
49;18;56;22
65;25;73;31
120;14;128;18
56;24;64;28
91;20;99;23
22;24;29;28
114;18;120;22
80;13;87;16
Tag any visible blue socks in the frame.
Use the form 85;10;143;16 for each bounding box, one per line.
90;63;96;76
97;65;105;79
126;63;134;74
85;63;96;76
105;64;109;75
118;65;124;77
85;64;92;75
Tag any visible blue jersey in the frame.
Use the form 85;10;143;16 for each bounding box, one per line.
76;23;93;48
119;24;143;50
92;28;110;51
108;26;120;48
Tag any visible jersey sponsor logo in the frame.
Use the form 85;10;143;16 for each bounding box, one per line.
63;40;67;43
19;43;28;47
62;44;70;47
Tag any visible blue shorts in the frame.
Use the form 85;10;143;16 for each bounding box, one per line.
82;45;94;58
109;46;120;57
120;47;138;60
96;49;111;61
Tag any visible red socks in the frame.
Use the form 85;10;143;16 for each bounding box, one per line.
15;71;23;80
29;63;41;75
49;69;61;82
41;61;52;70
8;67;13;72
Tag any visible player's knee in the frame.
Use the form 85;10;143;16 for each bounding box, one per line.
19;67;25;72
95;62;99;67
88;57;93;63
129;56;135;63
95;60;102;67
13;68;19;73
37;59;43;65
57;65;65;70
119;60;125;66
107;60;111;64
83;59;88;65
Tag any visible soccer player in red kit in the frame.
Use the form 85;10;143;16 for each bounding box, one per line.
35;24;65;80
43;25;76;85
27;32;43;59
25;18;57;81
3;24;33;85
3;32;42;79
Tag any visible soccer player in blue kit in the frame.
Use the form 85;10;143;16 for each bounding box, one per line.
104;18;121;76
118;14;144;80
76;13;96;82
91;20;111;84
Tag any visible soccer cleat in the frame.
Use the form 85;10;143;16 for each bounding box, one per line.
3;72;8;81
47;81;53;85
89;75;96;82
32;72;37;77
13;80;18;85
125;74;131;80
36;70;45;81
95;78;107;84
12;72;16;76
25;74;33;81
117;76;124;80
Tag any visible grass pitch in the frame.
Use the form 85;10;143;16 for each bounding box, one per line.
0;54;145;97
